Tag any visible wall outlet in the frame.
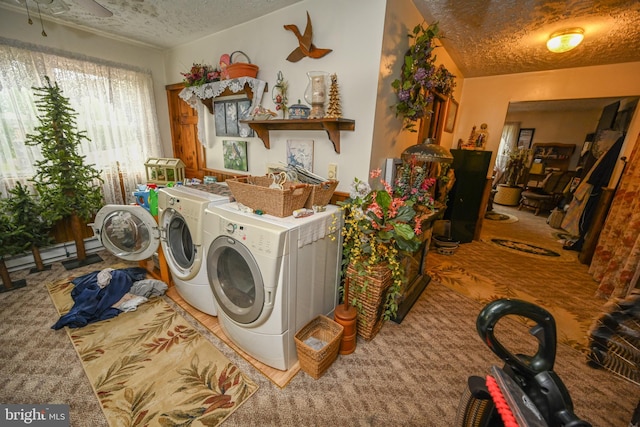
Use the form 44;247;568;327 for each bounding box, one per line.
328;163;338;180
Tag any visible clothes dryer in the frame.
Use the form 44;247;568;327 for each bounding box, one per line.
203;203;342;371
92;185;232;316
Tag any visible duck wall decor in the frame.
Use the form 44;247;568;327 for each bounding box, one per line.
284;12;332;62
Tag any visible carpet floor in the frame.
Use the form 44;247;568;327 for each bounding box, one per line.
1;207;639;425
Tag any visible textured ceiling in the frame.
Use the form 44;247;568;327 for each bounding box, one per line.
414;0;640;77
1;0;640;77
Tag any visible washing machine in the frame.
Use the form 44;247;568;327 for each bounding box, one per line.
203;203;342;371
92;185;232;316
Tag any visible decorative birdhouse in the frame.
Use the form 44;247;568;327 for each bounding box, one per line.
144;157;186;185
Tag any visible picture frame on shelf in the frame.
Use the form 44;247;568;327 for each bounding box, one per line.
222;140;248;171
444;98;458;133
517;128;535;148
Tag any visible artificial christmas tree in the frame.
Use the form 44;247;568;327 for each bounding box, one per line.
0;205;30;292
325;73;342;119
4;182;54;272
25;76;104;269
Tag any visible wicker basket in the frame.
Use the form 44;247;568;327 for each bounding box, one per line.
225;51;259;79
304;180;339;209
226;176;311;217
294;315;344;379
346;263;393;341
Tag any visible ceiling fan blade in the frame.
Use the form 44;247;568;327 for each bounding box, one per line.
76;0;113;17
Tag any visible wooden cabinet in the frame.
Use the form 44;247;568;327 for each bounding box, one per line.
528;142;576;184
531;143;575;171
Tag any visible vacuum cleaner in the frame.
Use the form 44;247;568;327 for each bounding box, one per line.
456;298;592;427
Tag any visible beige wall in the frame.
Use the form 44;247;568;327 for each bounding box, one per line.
456;62;640;181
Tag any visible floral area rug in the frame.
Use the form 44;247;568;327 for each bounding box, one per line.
47;277;258;426
484;210;519;223
428;262;591;353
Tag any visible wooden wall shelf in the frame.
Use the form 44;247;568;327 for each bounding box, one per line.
240;118;355;153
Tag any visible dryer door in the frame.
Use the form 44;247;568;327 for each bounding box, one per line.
92;205;160;261
207;235;266;324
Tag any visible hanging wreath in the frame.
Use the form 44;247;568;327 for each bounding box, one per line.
391;22;456;132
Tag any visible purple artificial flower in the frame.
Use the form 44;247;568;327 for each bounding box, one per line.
398;89;411;102
414;68;427;83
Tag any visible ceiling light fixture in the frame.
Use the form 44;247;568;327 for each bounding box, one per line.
546;28;584;53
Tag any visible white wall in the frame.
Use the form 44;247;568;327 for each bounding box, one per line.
164;0;388;192
456;62;640;181
0;8;172;157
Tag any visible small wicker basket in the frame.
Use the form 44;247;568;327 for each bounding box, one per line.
226;176;311;217
304;180;339;209
295;315;344;379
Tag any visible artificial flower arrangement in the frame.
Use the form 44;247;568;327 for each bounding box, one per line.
181;63;221;87
338;165;436;321
391;22;456;132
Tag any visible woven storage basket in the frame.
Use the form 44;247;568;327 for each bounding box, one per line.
304;180;339;209
346;263;393;341
226;51;259;79
294;315;343;379
226;176;311;217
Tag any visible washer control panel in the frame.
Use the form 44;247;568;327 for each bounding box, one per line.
220;219;282;257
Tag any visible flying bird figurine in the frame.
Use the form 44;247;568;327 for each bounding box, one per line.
284;12;333;62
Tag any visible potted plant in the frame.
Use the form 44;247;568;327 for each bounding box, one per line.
25;76;104;268
3;182;54;272
338;166;436;340
391;22;456;132
495;147;532;206
0;204;31;292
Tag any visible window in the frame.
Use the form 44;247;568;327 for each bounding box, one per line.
0;39;162;204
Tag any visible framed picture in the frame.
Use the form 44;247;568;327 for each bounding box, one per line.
444;98;458;133
214;99;254;137
517;128;535;148
286;139;314;171
222;140;248;171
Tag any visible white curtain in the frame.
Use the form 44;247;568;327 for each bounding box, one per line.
0;37;163;204
495;122;521;172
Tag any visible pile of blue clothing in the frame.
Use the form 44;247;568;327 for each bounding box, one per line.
51;267;167;330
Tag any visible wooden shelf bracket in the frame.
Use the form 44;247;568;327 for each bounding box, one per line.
240;118;355;153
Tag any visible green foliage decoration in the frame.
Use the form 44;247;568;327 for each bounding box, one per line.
391;22;456;132
0;209;30;260
4;182;54;249
25;76;104;224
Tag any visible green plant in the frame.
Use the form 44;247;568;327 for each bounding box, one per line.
391;22;456;132
504;147;532;186
25;76;104;262
338;168;435;320
0;204;30;291
3;182;54;271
